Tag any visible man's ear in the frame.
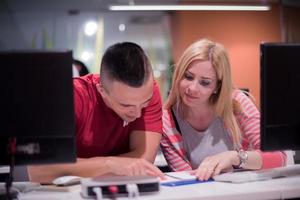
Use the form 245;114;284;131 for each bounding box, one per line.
96;83;105;96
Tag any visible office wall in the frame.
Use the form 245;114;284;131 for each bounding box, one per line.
169;4;281;106
0;9;171;99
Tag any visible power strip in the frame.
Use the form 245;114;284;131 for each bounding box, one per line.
81;175;160;199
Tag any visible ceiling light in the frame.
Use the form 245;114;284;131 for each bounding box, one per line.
84;21;98;36
81;51;93;62
119;23;126;32
109;5;270;11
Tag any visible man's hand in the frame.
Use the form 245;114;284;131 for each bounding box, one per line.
106;157;165;179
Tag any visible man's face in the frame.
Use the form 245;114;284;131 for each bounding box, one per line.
97;77;154;123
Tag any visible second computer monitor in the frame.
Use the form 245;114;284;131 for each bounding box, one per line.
0;50;76;165
260;43;300;151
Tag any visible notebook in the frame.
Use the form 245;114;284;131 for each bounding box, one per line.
162;171;213;187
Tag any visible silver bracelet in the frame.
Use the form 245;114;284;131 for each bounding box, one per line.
236;149;248;169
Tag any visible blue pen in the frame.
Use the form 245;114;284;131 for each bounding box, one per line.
161;179;214;187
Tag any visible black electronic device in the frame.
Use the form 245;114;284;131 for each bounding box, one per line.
81;175;160;198
260;43;300;151
0;50;76;165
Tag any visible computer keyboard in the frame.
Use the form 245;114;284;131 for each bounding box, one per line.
213;165;300;183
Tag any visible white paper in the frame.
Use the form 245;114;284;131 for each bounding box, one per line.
164;171;196;180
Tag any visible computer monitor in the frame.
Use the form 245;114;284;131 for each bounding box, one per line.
260;43;300;151
0;50;76;165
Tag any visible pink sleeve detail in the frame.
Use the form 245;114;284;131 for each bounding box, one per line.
161;109;192;171
234;90;260;148
160;134;192;171
260;151;286;169
168;134;182;143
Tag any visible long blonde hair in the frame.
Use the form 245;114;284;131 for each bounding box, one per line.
165;38;242;147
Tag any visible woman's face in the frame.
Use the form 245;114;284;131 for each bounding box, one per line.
179;60;218;108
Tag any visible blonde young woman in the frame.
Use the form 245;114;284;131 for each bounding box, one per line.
161;38;287;181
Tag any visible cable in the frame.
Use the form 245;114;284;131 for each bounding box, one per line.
126;183;139;200
92;187;103;200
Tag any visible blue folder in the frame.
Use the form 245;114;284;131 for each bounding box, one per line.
161;178;214;187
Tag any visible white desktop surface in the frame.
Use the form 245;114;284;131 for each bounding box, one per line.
18;174;300;200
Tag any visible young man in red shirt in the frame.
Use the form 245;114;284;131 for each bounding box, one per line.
28;42;164;183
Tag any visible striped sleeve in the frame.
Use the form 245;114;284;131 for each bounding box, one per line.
234;90;287;169
161;109;192;171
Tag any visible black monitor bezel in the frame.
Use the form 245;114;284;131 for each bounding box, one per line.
260;43;300;151
0;50;76;165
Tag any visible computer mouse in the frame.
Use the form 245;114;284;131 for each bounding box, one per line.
52;175;81;186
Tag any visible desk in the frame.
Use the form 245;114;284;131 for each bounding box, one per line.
18;174;300;200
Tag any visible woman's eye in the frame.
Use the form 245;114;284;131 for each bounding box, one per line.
199;80;212;87
184;73;193;80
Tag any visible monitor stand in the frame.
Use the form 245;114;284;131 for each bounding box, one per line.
1;138;17;200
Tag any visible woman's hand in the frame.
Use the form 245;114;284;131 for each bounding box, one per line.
191;151;239;180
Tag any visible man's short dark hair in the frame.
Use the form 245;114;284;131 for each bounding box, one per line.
100;42;152;88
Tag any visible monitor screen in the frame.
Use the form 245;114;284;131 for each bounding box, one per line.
0;51;76;165
260;43;300;151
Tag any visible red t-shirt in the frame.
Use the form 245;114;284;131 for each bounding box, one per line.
73;74;162;158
